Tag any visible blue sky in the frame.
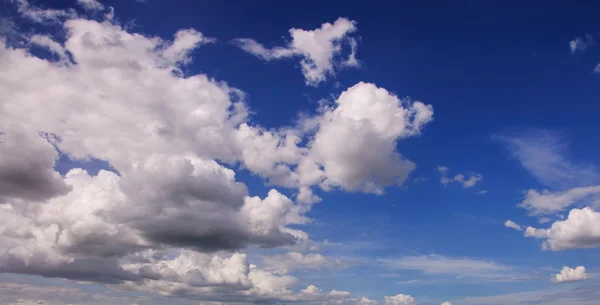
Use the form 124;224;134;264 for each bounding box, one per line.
1;0;600;305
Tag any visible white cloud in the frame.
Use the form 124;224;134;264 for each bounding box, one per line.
236;82;433;201
476;190;488;195
233;18;359;86
76;0;104;11
13;0;77;23
495;129;599;189
594;63;600;74
161;29;215;65
441;302;452;305
383;294;416;305
304;83;433;194
0;6;312;302
359;297;379;305
379;255;525;282
438;166;483;188
551;266;588;283
519;186;600;215
262;252;346;274
570;34;595;53
28;34;68;60
452;173;483;188
0;2;435;303
525;207;600;250
504;220;522;231
329;290;351;297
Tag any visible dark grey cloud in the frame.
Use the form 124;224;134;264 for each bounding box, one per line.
0;129;71;203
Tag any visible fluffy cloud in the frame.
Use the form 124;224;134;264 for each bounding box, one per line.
519;186;600;216
0;127;71;203
525;207;600;250
383;294;417;305
570;34;595;53
0;1;435;303
307;83;432;193
504;220;522;231
441;302;452;305
0;2;300;300
551;266;588;283
438;166;483;188
233;18;359;86
236;82;433;202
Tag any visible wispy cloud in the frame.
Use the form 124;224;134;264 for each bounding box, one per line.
495;129;599;189
378;255;530;282
454;283;600;305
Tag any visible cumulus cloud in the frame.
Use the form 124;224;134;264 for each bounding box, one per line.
438;166;483;188
236;82;433;202
0;1;435;303
441;302;452;305
304;83;433;194
525;207;600;251
570;34;595;53
233;18;359;86
0;2;298;301
0;127;71;203
383;294;416;305
504;220;522;231
551;266;588;283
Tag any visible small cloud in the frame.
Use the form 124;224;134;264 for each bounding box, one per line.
438;166;483;188
594;63;600;74
396;279;420;284
538;217;552;224
232;18;359;86
476;190;488;195
570;34;595;53
551;266;588;283
76;0;104;11
413;177;429;183
504;220;522;231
